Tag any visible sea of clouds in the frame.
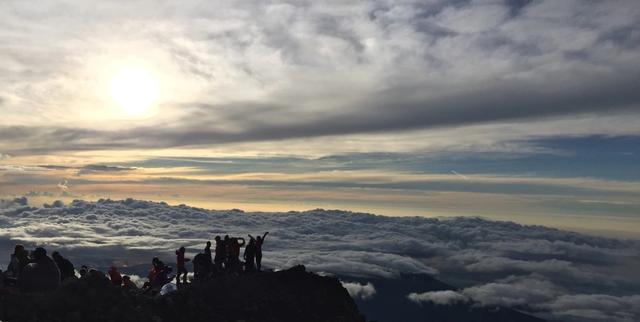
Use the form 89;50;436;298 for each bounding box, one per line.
1;197;638;322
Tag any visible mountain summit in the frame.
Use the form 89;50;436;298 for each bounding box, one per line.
0;265;364;322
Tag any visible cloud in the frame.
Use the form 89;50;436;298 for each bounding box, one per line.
461;275;561;308
0;198;638;321
75;165;137;176
0;1;638;154
341;281;377;300
126;274;147;288
25;191;55;197
0;165;52;173
0;197;28;208
57;179;69;193
451;274;640;322
544;294;640;322
407;290;468;306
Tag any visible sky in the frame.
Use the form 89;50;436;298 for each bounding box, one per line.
1;0;639;237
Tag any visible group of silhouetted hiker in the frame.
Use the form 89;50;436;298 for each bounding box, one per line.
0;232;269;295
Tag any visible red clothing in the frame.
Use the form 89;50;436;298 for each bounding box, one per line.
108;269;123;286
176;250;190;268
147;268;156;283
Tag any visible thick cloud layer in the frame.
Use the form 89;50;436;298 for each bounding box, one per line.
0;197;638;321
1;0;639;153
410;275;640;322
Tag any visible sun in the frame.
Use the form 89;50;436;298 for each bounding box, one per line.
109;68;159;116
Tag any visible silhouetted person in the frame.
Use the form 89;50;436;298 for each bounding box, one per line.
214;236;225;271
253;232;269;271
203;241;213;273
79;265;89;279
52;251;76;282
151;258;161;278
87;268;111;283
5;244;30;284
223;235;230;268
192;253;210;281
18;247;60;292
175;246;190;284
144;258;160;290
244;238;257;272
122;275;138;291
227;237;245;272
108;266;123;286
151;258;172;289
156;266;172;288
204;241;212;263
143;257;171;294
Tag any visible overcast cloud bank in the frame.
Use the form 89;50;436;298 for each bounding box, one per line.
0;0;639;154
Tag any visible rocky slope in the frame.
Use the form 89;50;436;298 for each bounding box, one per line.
0;265;364;322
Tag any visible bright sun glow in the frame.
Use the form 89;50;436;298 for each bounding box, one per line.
109;68;159;116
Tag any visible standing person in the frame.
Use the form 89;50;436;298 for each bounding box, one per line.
223;235;230;269
213;236;225;271
254;232;269;271
52;251;76;282
5;244;30;284
175;246;190;284
204;241;212;264
108;266;123;286
243;238;256;272
203;241;213;273
227;237;245;273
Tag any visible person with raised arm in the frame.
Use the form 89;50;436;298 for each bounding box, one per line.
254;232;269;271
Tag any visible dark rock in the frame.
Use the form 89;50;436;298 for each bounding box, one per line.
0;266;364;322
